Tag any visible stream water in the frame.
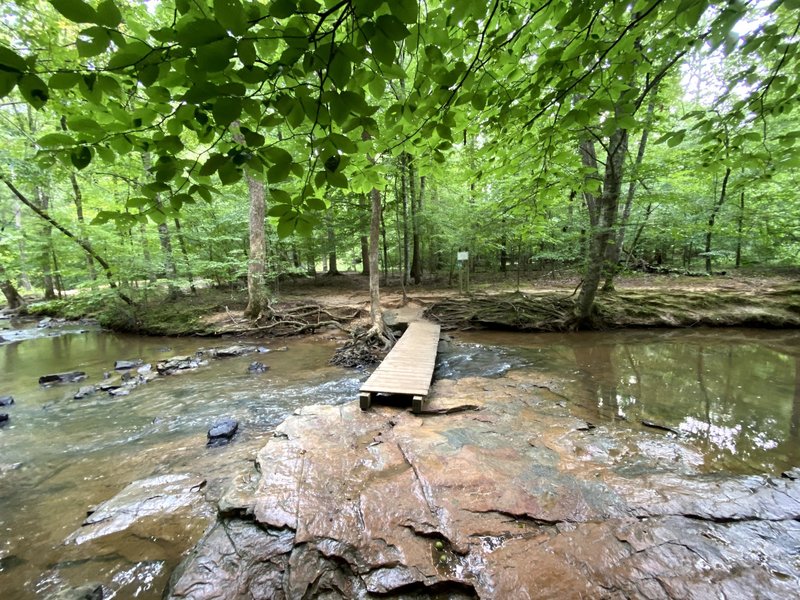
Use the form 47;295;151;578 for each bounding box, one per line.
1;319;798;598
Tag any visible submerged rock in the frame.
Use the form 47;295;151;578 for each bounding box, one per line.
247;361;269;374
169;374;800;599
157;356;208;375
207;419;239;447
0;395;14;406
39;371;87;385
114;359;143;370
73;385;96;399
67;473;207;545
212;345;258;358
0;413;8;426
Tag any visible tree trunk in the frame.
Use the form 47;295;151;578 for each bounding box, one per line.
326;206;339;275
0;264;25;309
173;218;196;293
359;195;370;275
12;202;32;291
735;189;744;269
141;153;177;280
409;158;422;284
33;186;56;300
604;95;656;290
368;185;384;332
400;154;409;287
576;127;629;322
380;204;389;285
62;116;96;280
244;174;267;317
705;167;731;274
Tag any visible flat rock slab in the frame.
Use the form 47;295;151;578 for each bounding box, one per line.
39;371;87;385
168;374;800;599
67;473;207;545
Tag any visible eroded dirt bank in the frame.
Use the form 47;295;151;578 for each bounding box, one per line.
167;373;800;599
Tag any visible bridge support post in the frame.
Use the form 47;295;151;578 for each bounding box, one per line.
359;392;372;410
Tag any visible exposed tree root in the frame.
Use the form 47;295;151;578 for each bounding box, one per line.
252;300;361;336
426;285;800;331
426;292;578;332
330;324;396;368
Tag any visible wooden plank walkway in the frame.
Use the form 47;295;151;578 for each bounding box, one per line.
359;321;441;413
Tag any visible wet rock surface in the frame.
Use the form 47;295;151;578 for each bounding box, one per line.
0;394;14;406
169;373;800;599
247;360;269;374
207;419;239;447
39;371;87;385
66;474;207;545
0;413;8;426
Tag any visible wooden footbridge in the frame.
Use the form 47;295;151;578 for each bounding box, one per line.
359;321;441;413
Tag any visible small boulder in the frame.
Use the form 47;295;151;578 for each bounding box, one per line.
37;317;52;328
0;395;14;406
0;413;9;426
109;388;130;397
137;363;152;374
74;386;96;400
114;359;143;370
247;361;269;374
213;345;257;358
39;371;87;385
207;419;239;447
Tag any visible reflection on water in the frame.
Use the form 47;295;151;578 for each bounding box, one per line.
458;328;800;475
0;322;360;599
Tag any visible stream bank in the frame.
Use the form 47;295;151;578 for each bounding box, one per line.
167;373;800;599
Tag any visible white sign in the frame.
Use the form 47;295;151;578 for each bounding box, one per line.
457;251;469;261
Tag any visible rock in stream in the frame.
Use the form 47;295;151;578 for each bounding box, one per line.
168;374;800;599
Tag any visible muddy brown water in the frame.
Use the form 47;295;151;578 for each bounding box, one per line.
1;321;798;598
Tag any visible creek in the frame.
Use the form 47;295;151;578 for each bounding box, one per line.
1;319;797;598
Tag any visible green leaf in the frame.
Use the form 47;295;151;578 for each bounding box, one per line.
329;50;351;89
270;0;296;18
238;38;257;66
18;74;49;109
107;42;154;70
263;146;293;165
77;29;110;57
667;130;686;147
267;162;291;183
199;154;227;176
376;15;410;41
276;217;295;238
326;169;347;188
95;0;122;28
369;32;396;65
176;19;227;47
0;71;17;98
389;0;418;23
214;0;247;35
70;146;92;170
37;133;74;148
305;197;326;210
195;36;237;72
50;0;97;24
218;161;242;184
0;44;27;72
267;203;292;217
212;96;242;126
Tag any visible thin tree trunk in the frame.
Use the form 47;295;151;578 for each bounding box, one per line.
51;248;65;298
381;205;389;285
625;203;653;267
705;167;731;274
62;116;96;280
409;157;422;284
604;95;656;290
1;177;132;304
13;202;32;291
577;126;629;322
173;218;196;293
735;189;744;268
368;186;383;332
400;154;409;287
34;186;56;300
141;153;177;280
326;206;339;275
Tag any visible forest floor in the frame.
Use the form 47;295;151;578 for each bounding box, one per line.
13;268;800;338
